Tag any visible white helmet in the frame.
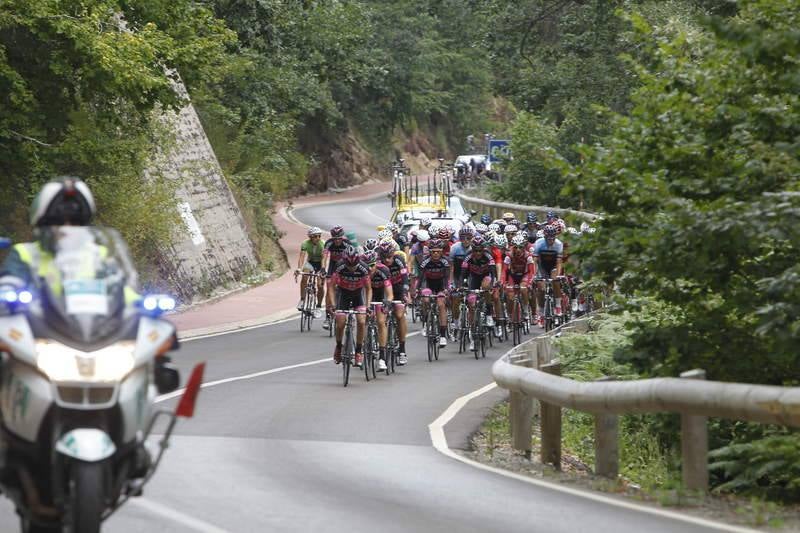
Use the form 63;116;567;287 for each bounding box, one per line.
378;229;392;240
494;234;508;248
420;217;432;227
474;223;488;233
30;177;96;226
307;226;322;236
416;229;430;242
488;223;500;233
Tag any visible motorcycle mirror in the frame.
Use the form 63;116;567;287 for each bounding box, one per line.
175;363;205;418
155;362;180;394
0;238;11;249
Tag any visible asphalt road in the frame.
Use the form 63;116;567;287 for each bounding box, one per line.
0;196;736;532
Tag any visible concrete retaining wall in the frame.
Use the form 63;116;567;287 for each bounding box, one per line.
145;81;259;303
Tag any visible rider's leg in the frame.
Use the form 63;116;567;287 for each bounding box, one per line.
377;311;387;347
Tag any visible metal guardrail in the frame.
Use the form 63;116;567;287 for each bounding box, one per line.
456;190;601;222
491;317;800;490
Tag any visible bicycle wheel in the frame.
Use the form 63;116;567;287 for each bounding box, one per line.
386;318;396;375
544;297;554;332
364;324;373;382
512;299;521;346
343;319;354;387
425;305;439;363
300;309;307;332
471;317;480;360
480;334;487;358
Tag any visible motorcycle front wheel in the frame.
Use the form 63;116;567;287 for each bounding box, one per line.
68;461;105;533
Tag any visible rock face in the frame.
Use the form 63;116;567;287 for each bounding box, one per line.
146;83;258;303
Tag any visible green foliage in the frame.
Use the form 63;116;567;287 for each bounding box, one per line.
562;0;800;385
490;112;564;206
710;433;800;502
0;0;232;284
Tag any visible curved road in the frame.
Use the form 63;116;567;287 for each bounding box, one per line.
0;195;736;532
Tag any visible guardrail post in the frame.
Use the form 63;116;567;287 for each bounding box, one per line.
593;376;618;479
510;357;534;459
540;360;562;469
680;369;708;492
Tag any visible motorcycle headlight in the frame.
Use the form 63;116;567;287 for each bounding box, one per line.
36;340;136;383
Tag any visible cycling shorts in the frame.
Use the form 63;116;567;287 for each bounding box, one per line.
467;275;491;291
392;283;407;301
304;260;323;273
336;289;366;312
371;288;385;302
421;279;445;294
505;272;531;287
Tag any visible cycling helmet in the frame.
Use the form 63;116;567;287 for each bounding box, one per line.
343;245;361;265
511;234;526;247
458;227;474;239
378;241;395;257
474;223;488;234
419;217;432;227
488;223;500;233
504;224;518;234
536;229;544;239
544;225;557;238
520;230;529;239
502;212;514;221
386;222;399;232
437;227;449;239
416;229;430;242
330;225;345;238
31;177;96;226
396;235;408;248
555;220;567;234
378;229;392;240
364;238;379;251
546;211;557;221
494;235;508;249
480;214;491;225
428;239;444;250
307;226;322;237
526;212;537;223
471;235;485;248
362;250;378;266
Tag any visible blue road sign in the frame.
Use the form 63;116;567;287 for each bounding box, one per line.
488;139;511;163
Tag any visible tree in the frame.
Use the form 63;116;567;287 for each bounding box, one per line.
563;0;800;385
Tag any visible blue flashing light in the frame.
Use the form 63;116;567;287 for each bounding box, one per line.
2;291;18;303
157;297;176;312
143;296;158;311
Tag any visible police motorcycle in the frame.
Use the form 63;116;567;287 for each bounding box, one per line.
0;227;205;533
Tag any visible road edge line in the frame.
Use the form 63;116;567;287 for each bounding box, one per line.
428;384;759;533
129;497;230;533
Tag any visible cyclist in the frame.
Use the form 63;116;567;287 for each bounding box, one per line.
408;229;430;300
322;226;350;326
379;241;410;365
504;234;535;322
449;227;473;326
524;212;540;235
295;226;325;317
503;224;518;243
418;238;450;348
461;234;498;351
365;250;392;372
363;238;379;252
533;225;565;327
332;245;372;367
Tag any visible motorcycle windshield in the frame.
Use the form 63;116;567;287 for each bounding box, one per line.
34;226;137;345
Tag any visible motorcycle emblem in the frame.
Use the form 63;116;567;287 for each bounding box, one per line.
76;355;95;378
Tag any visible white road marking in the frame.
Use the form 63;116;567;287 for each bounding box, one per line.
181;314;299;342
159;330;422;403
130;498;230;533
429;383;759;532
